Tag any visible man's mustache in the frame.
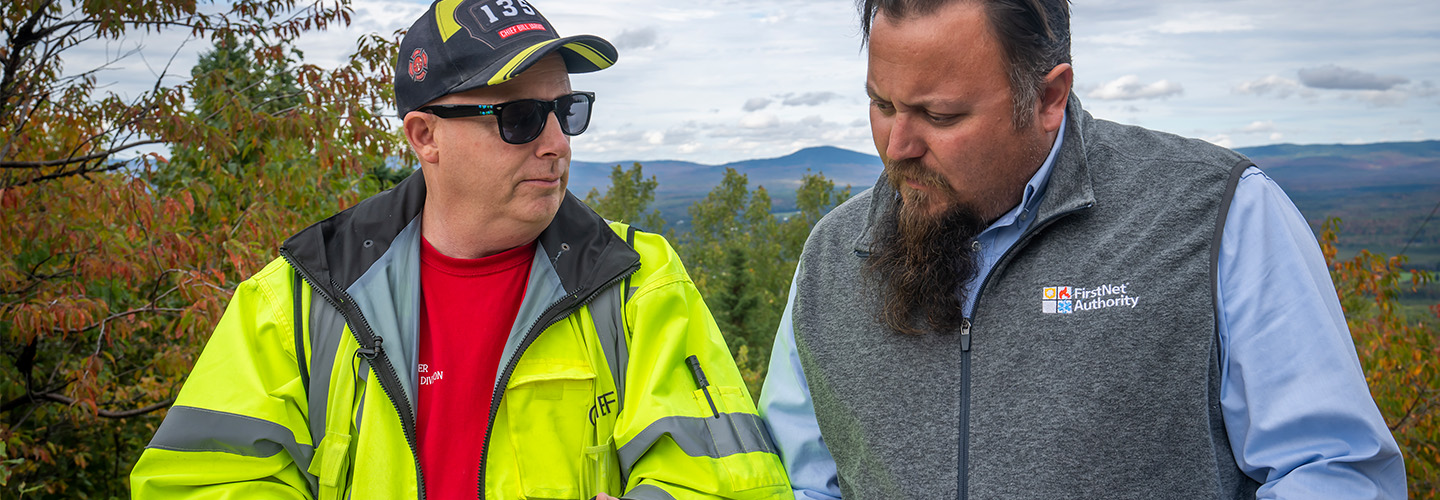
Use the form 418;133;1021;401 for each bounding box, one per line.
886;158;951;193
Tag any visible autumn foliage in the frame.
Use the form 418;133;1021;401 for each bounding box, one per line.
1;0;407;495
1322;219;1440;496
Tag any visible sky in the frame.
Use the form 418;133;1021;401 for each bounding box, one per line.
78;0;1440;165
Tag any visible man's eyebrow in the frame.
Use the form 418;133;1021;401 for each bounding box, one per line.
865;83;958;112
864;84;879;99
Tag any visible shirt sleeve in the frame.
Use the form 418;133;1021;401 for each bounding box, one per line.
758;274;844;500
1216;166;1407;499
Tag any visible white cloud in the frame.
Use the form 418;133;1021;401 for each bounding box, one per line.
1348;89;1410;107
1234;70;1421;107
67;0;1440;164
1297;65;1409;90
1234;75;1304;98
1203;134;1234;148
63;29;202;101
613;27;661;50
782;91;841;106
1153;13;1255;34
1231;121;1283;142
1416;81;1440;98
740;112;780;129
294;0;427;68
1241;121;1276;133
1087;75;1183;100
1077;33;1147;47
757;11;790;24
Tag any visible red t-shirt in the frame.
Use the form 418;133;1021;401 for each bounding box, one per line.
417;237;533;499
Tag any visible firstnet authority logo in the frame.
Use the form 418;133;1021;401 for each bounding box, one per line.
1042;286;1072;313
1043;283;1139;314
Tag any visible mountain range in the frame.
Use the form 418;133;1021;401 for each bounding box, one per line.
570;145;885;222
571;140;1440;268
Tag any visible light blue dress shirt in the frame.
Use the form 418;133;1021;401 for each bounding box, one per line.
758;116;1407;499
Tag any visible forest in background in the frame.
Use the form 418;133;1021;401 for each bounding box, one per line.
567;140;1440;273
1;0;1436;497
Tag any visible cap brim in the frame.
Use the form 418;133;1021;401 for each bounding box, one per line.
449;34;618;96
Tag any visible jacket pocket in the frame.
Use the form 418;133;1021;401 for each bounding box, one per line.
504;359;597;499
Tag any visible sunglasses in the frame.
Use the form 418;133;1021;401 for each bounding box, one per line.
418;91;595;145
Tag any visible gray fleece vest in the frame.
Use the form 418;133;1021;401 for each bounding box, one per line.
791;99;1262;499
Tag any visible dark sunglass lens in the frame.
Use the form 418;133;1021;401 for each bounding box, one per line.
500;100;546;144
558;94;593;136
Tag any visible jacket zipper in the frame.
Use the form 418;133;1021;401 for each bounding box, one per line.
477;265;639;499
955;203;1090;499
281;250;428;500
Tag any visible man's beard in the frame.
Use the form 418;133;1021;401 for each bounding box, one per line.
864;158;987;335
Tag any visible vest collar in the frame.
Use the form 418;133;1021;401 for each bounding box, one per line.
1033;94;1098;226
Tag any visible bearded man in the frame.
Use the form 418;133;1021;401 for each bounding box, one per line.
757;0;1405;498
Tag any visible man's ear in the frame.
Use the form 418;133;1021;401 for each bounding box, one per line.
403;111;441;164
1038;63;1073;134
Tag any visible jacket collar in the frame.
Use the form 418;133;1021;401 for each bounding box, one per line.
281;168;638;302
854;93;1097;253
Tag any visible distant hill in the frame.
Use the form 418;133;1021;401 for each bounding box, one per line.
573;140;1440;268
1236;141;1440;269
570;146;884;223
1238;140;1440;191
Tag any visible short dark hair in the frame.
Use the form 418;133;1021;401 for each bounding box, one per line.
858;0;1071;128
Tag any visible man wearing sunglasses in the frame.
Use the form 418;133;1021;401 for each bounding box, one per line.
131;1;790;499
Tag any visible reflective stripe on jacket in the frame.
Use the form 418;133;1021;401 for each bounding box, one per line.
131;170;791;499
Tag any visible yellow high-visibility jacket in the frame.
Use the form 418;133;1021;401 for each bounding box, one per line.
131;171;790;499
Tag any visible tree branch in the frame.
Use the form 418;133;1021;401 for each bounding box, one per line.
38;392;175;418
8;160;118;187
1;0;60;98
0;377;70;414
0;138;164;168
0;253;73;299
52;305;186;335
19;18;100;47
1388;384;1430;432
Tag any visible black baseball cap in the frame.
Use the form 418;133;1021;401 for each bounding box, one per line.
395;0;619;116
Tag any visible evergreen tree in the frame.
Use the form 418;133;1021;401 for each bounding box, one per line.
679;168;850;396
583;162;665;232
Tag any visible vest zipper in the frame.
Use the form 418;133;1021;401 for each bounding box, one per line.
955;202;1091;499
282;250;428;499
477;265;639;499
959;318;971;352
958;317;972;499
